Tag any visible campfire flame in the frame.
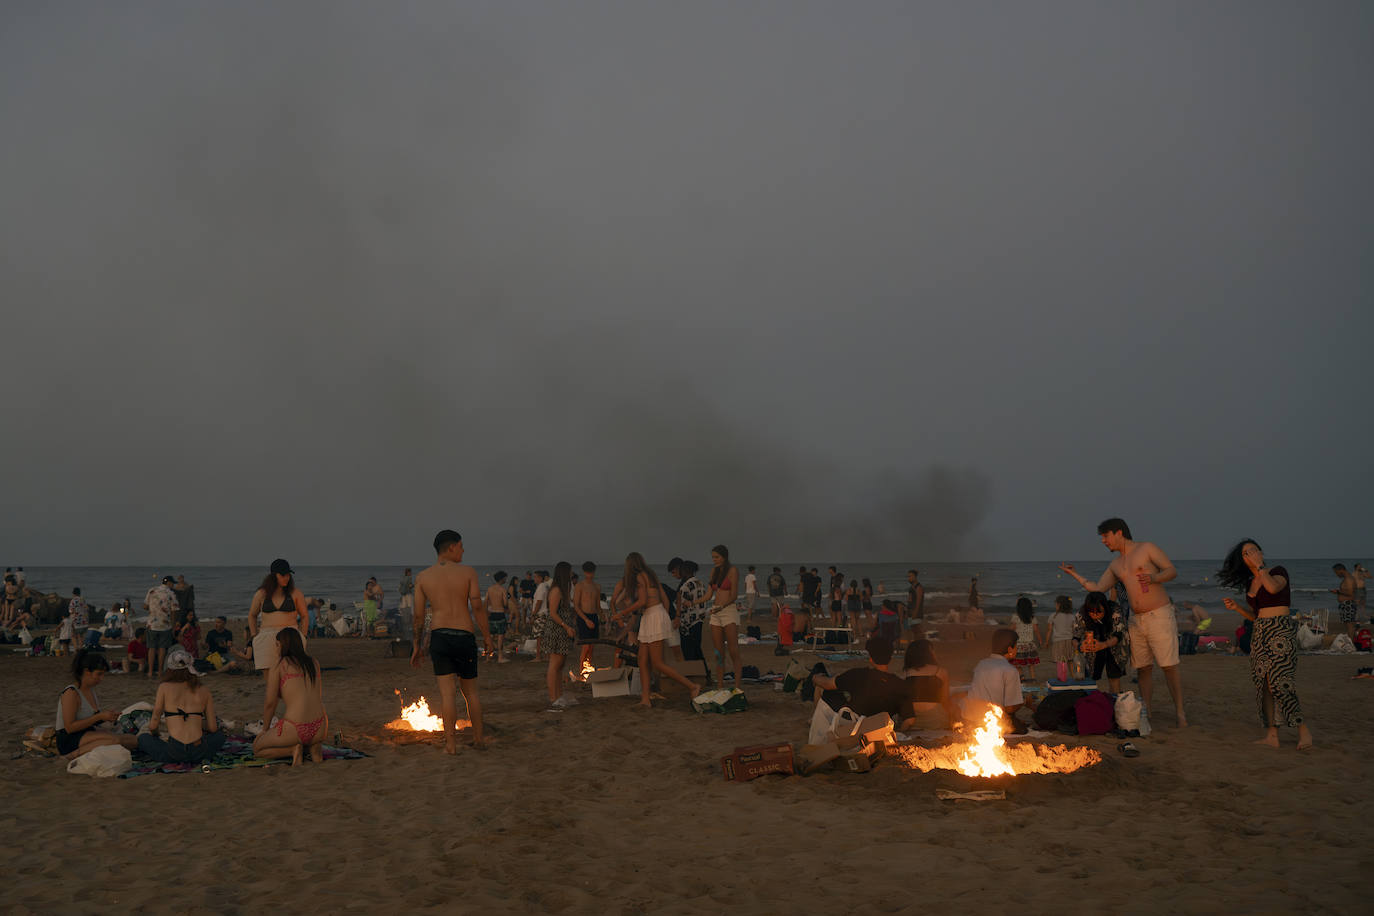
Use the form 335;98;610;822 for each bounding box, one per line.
385;691;469;732
578;660;595;682
894;707;1102;777
958;709;1017;778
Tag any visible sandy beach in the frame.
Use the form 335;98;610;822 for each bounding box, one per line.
3;621;1368;914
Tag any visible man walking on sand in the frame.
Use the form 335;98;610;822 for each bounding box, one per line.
1331;563;1358;640
1060;517;1187;727
411;530;492;754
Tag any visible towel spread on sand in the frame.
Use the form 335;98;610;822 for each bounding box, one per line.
117;737;366;778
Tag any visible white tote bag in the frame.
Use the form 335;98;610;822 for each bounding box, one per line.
66;744;132;778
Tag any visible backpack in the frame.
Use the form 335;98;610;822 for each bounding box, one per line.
1074;691;1116;736
1032;690;1086;734
1355;628;1372;652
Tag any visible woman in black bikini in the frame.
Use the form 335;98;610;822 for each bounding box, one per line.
253;628;328;765
248;558;308;681
138;650;226;764
54;650;138;758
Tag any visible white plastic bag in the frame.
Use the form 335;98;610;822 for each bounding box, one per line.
1114;691;1142;731
1328;634;1356;654
808;701;863;745
66;744;132;778
1296;624;1322;651
18;627;32;645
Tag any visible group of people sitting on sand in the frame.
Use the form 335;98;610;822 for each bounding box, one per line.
56;571;330;767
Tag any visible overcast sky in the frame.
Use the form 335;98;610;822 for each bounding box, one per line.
2;2;1370;566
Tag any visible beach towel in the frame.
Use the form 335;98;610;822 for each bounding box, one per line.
117;736;366;778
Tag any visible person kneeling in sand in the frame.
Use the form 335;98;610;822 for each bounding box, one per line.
138;650;227;764
962;629;1029;734
253;628;328;766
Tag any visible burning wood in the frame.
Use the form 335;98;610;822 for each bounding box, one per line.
894;708;1101;776
578;660;595;682
385;691;470;732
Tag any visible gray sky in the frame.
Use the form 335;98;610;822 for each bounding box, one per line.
2;2;1371;565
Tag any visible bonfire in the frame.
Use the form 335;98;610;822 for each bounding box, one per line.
894;708;1101;776
385;691;469;732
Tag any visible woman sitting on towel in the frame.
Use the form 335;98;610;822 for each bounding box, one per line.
1074;592;1129;694
253;627;328;765
55;650;138;758
138;649;226;764
901;639;955;730
248;558;307;683
1219;540;1313;750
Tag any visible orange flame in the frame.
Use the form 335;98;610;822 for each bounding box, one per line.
957;708;1017;778
579;660;595;682
893;706;1102;777
385;691;469;732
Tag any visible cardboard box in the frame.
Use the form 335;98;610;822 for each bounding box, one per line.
588;667;640;698
798;742;842;774
858;712;895;746
721;744;795;782
834;744;880;773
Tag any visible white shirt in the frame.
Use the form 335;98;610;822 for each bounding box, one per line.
967;655;1022;709
745;573;757;595
533;581;550;617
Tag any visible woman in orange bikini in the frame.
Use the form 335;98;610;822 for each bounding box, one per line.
253;627;328;765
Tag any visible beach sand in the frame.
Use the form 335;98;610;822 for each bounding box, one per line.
2;619;1367;914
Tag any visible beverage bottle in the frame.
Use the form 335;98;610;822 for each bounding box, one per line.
1138;568;1150;594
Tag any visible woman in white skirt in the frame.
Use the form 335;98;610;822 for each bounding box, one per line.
248;558;308;683
611;552;700;708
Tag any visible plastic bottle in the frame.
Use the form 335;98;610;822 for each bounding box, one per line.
1138;568;1150;594
1138;706;1151;737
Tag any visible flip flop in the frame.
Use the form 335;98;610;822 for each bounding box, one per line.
1118;742;1140;758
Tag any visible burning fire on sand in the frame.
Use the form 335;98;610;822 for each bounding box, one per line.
385;690;470;732
895;708;1101;777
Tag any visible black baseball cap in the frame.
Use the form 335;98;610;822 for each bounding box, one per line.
161;575;175;584
270;558;294;576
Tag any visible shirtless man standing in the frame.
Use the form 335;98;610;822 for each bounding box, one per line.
411;530;492;754
1331;563;1358;639
573;562;601;677
1060;517;1187;727
485;571;511;663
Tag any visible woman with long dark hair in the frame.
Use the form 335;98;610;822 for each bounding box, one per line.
253;627;328;765
1219;539;1313;750
611;553;699;707
1074;592;1129;693
248;559;307;679
54;650;137;758
540;561;578;709
707;545;743;689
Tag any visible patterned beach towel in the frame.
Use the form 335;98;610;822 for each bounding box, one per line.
118;737;366;778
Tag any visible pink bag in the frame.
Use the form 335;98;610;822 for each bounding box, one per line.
1074;691;1115;735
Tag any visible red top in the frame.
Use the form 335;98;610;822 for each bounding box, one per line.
127;639;148;660
1247;565;1291;612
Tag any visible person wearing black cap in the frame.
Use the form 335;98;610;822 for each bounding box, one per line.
143;575;180;678
248;559;308;680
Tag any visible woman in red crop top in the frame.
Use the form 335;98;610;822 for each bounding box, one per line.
1219;540;1313;750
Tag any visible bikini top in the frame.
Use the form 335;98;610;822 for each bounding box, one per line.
1247;566;1291;612
166;708;204;720
281;666;305;685
265;592;294;614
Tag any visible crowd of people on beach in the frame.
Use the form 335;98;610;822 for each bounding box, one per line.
33;516;1369;766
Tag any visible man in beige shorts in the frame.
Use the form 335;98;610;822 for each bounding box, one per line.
1060;517;1187;727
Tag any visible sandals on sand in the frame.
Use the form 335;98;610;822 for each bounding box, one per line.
1119;742;1140;758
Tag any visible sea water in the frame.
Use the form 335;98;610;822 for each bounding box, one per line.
12;557;1350;622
